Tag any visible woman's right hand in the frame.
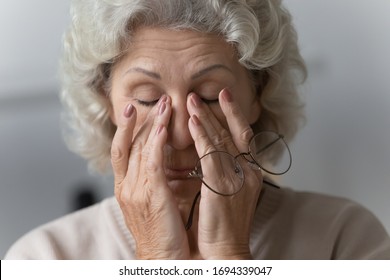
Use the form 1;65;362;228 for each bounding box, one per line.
111;96;190;259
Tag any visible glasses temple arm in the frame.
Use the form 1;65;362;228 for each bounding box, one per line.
185;180;279;231
185;191;201;230
255;135;283;156
263;179;281;189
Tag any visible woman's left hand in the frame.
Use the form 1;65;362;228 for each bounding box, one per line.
187;88;263;259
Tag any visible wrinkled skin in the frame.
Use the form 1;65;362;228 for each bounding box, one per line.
109;27;263;259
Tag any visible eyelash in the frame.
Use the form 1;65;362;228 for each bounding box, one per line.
135;97;219;107
202;98;219;105
136;99;159;107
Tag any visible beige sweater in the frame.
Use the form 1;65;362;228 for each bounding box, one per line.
4;185;390;259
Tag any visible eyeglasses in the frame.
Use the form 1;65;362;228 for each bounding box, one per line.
185;131;292;230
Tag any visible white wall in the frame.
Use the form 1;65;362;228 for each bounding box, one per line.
1;0;389;257
0;0;113;256
283;0;390;233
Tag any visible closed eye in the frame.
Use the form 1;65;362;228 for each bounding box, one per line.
136;97;218;106
136;99;159;107
202;98;219;105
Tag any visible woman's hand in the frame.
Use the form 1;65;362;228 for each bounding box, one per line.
187;88;263;260
111;96;190;259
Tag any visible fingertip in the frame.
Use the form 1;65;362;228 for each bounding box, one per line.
220;88;234;103
117;103;137;129
156;124;165;136
124;104;135;118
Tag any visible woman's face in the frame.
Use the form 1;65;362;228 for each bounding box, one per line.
109;27;261;201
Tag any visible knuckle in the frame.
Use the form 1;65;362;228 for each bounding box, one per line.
196;133;209;145
220;128;232;142
131;140;143;154
203;143;216;154
145;158;160;174
110;145;126;171
240;127;254;144
196;133;216;154
115;180;143;208
213;129;232;149
111;144;125;161
115;183;130;206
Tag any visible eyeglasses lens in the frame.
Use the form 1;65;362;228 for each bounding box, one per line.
196;151;244;195
249;131;291;175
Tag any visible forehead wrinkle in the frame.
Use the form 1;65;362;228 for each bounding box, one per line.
118;29;238;84
124;66;161;80
191;64;234;80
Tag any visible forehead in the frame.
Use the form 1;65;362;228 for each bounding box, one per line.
116;27;239;70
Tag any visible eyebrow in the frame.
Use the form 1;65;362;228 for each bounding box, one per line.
124;64;232;80
124;67;161;80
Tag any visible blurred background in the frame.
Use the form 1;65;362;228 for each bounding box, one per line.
1;0;389;257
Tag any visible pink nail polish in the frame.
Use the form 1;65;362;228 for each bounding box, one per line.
191;94;202;108
159;102;166;115
158;95;168;105
222;88;233;102
124;104;134;118
156;125;164;135
191;114;201;126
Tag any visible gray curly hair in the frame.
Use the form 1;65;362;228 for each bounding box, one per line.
60;0;307;173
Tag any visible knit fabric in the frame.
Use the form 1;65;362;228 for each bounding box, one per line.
5;185;390;259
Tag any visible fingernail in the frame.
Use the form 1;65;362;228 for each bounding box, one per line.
124;104;134;118
191;114;201;126
222;88;234;103
158;95;168;105
191;93;202;108
156;125;164;135
159;102;166;115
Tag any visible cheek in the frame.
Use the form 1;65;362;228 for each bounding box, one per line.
111;98;151;137
132;109;150;138
240;100;256;121
234;90;261;125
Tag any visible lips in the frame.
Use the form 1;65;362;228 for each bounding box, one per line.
162;146;199;180
164;166;195;180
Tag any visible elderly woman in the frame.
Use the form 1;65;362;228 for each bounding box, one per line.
5;0;390;259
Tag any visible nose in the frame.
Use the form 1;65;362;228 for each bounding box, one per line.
166;96;193;150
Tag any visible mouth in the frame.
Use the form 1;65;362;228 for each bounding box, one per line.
165;167;195;180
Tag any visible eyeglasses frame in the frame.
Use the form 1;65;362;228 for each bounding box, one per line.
185;131;291;230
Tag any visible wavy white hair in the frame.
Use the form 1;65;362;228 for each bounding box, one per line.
60;0;307;173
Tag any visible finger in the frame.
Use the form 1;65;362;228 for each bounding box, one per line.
188;105;247;197
188;113;214;155
143;96;171;153
146;124;169;192
111;104;137;185
127;95;170;180
219;88;254;153
187;93;223;144
187;93;237;153
188;116;225;189
131;95;168;146
141;97;171;190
